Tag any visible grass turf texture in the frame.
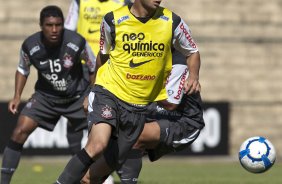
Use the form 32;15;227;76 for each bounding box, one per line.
4;156;282;184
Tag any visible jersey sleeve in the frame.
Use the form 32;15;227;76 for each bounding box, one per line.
100;14;114;54
173;16;199;57
80;42;96;73
17;48;31;76
64;0;79;31
165;64;189;104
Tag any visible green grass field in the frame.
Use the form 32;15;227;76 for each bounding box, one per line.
6;156;282;184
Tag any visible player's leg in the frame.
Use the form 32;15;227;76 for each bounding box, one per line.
56;122;112;184
81;154;113;184
115;122;160;184
116;149;143;184
66;121;84;155
147;118;201;162
81;142;144;184
134;121;161;150
56;86;117;184
64;93;88;155
56;85;148;184
1;115;38;184
1;91;63;184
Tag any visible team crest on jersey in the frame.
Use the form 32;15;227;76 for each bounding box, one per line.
167;90;174;96
101;105;112;119
63;54;73;68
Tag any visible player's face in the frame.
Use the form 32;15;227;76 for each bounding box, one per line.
41;16;63;46
142;0;162;10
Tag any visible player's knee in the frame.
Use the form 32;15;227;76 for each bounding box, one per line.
12;116;37;141
93;142;107;154
11;127;31;143
85;141;107;158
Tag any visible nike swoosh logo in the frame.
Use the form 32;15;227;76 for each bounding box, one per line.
129;59;154;68
40;61;48;65
172;129;200;148
88;29;99;34
165;128;169;137
121;178;131;181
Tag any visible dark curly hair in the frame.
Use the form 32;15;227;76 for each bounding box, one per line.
39;5;64;26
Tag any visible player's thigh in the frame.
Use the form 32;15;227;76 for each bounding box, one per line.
134;121;160;149
65;96;88;131
85;123;112;157
21;92;61;130
11;115;38;143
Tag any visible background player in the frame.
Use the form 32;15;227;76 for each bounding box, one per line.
0;5;95;184
64;0;132;55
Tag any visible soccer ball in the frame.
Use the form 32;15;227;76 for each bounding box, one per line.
239;136;276;173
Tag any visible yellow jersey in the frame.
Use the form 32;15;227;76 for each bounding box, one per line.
96;6;173;104
77;0;126;54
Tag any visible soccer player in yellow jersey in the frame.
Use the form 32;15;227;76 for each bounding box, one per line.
55;0;201;183
65;0;132;55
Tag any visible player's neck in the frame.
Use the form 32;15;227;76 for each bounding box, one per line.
130;3;156;18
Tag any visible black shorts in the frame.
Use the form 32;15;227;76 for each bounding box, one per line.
88;85;154;169
21;91;88;131
147;119;201;162
147;92;204;162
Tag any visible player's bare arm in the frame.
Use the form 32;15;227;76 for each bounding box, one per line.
8;71;28;114
184;51;201;94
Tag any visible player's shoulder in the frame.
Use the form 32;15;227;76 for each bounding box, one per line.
23;32;41;45
171;11;182;29
63;29;87;51
64;29;86;43
104;5;128;25
111;3;129;15
64;29;82;38
153;6;175;22
22;32;41;51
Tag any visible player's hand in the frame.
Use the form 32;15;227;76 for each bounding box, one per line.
83;96;89;114
184;75;201;95
8;98;20;114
